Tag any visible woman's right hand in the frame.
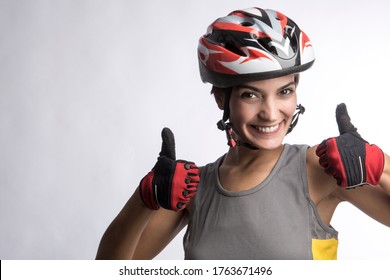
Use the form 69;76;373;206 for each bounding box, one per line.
139;127;199;211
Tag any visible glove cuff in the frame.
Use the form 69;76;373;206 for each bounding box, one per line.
138;170;160;210
366;144;385;186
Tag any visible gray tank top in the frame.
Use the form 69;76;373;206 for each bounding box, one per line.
183;144;338;260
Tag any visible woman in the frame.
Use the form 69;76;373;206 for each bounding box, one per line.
96;7;390;260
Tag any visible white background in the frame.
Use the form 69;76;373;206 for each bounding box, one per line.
1;0;389;260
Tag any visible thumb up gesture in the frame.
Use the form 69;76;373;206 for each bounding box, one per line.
315;103;384;188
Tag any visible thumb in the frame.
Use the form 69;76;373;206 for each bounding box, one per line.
336;103;358;135
159;127;176;160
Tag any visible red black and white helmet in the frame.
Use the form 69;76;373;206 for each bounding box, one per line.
198;7;315;88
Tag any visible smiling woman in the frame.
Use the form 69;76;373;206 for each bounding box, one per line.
95;6;390;260
214;75;298;150
1;0;390;262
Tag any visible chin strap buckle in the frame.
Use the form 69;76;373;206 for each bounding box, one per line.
217;120;237;148
287;104;305;134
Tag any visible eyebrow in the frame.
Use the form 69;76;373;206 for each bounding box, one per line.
236;81;296;93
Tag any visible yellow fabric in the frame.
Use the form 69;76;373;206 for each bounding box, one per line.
312;238;338;260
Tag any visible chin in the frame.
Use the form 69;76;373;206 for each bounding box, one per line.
246;129;287;150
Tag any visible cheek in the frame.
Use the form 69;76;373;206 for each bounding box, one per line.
280;95;298;119
229;102;255;124
286;104;297;119
229;95;297;124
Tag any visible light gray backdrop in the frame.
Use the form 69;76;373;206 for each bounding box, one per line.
1;0;390;260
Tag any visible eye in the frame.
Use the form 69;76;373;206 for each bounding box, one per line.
280;88;294;96
240;91;258;99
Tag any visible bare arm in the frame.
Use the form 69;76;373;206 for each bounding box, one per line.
95;188;187;260
379;153;390;195
307;146;390;228
310;103;390;227
335;153;390;227
96;128;199;259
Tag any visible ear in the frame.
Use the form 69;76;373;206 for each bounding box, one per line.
212;87;225;110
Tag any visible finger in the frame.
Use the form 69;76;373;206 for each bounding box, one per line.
159;127;176;160
315;140;328;157
318;155;329;167
334;176;342;186
336;103;358;135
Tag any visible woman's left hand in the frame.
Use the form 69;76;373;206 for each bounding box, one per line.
315;103;384;188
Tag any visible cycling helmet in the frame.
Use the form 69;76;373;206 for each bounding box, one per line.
198;7;315;88
198;8;313;148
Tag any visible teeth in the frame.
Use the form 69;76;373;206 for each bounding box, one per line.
255;124;279;133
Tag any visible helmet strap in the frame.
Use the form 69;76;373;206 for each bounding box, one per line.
222;88;231;122
217;120;237;148
218;88;238;148
287;104;305;134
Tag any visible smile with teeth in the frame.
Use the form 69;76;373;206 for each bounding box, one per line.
253;123;280;133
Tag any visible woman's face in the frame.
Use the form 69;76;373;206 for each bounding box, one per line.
229;74;298;150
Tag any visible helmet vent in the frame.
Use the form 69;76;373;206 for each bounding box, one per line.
240;21;254;27
224;42;246;57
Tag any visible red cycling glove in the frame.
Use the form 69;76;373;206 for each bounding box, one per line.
315;103;384;188
139;127;199;211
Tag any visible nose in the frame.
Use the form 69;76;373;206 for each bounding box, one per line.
258;98;278;122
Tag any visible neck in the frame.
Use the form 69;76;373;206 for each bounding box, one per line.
223;144;284;168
